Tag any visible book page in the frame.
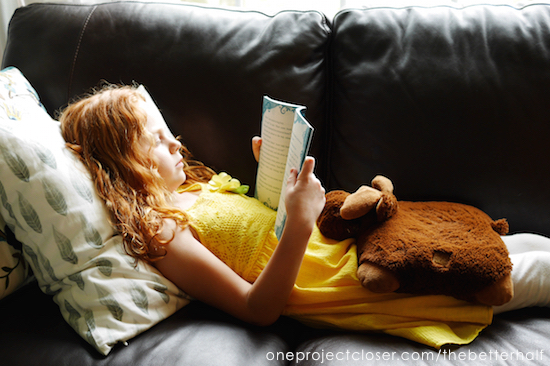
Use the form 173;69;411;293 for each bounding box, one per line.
273;110;313;239
255;96;303;210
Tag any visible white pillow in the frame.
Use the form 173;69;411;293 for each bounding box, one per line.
0;214;30;299
0;67;190;355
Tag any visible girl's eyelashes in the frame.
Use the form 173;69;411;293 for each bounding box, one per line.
150;132;162;146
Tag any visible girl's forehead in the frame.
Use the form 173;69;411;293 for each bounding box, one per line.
140;100;170;132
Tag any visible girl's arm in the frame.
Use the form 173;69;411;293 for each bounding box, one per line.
154;157;325;326
245;157;325;323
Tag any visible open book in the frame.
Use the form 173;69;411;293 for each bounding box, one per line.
254;96;314;239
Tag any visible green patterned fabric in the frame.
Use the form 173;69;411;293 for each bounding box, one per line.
0;67;190;355
0;213;30;299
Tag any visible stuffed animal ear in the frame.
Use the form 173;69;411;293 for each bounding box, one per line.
371;175;394;193
341;186;382;220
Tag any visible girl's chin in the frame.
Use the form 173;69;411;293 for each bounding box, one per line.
168;176;186;193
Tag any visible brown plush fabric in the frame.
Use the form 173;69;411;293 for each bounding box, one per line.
316;176;514;304
317;190;367;241
357;201;512;302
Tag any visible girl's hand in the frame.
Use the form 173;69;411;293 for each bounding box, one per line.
284;157;326;229
252;136;262;163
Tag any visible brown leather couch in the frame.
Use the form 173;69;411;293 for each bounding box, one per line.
1;2;549;365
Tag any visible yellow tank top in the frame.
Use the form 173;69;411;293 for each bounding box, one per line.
181;183;278;282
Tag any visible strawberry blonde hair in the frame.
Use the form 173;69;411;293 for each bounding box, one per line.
59;84;214;262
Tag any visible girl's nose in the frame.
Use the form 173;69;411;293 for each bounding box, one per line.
170;138;182;153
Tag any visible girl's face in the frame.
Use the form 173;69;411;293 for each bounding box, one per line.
140;100;186;192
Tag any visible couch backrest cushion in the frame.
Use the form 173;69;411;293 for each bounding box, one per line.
329;5;550;236
2;2;331;189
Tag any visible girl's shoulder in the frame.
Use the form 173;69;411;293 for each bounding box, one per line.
173;183;203;211
177;182;205;193
178;173;250;196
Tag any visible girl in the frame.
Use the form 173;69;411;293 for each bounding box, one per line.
60;84;550;349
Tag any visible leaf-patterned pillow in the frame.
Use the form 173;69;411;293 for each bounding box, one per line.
0;67;190;355
0;214;31;299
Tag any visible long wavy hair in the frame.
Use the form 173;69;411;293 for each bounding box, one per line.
59;84;215;262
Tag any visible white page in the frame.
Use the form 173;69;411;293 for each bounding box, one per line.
255;96;303;210
273;110;313;239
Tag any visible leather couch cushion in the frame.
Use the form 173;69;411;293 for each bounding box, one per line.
0;284;303;366
290;308;550;365
2;2;331;190
328;5;550;237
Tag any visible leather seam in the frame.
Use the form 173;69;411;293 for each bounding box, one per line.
68;5;98;100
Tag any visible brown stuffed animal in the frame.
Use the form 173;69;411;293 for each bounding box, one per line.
317;175;513;306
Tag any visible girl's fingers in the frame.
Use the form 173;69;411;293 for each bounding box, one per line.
287;168;298;186
298;157;315;180
252;136;262;162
